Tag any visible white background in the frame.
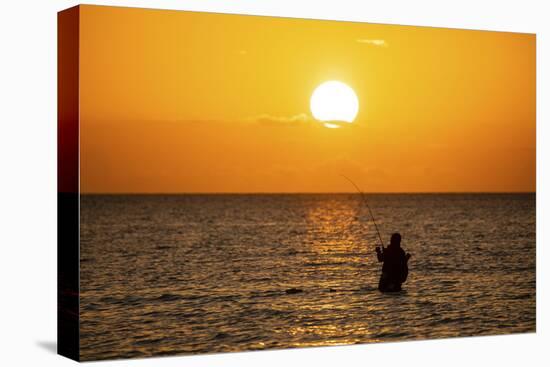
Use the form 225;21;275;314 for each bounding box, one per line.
0;0;547;365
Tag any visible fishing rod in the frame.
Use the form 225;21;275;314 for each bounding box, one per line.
341;175;385;248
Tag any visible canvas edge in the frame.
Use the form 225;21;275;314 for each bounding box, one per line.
57;4;81;362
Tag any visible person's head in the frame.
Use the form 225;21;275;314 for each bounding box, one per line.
390;233;401;247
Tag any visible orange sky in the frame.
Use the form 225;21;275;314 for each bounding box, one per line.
78;5;535;193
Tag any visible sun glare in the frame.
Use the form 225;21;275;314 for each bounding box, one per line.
310;81;359;128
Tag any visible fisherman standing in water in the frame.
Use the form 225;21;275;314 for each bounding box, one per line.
376;233;411;292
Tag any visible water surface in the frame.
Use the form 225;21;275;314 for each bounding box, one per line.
80;194;536;360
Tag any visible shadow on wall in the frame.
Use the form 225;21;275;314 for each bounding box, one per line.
36;341;57;354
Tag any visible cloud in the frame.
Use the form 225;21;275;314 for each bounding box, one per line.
250;114;365;130
356;39;388;47
252;113;314;126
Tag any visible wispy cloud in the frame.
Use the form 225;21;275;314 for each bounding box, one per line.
252;113;313;126
356;39;388;47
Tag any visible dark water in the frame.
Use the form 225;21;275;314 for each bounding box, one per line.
79;194;536;361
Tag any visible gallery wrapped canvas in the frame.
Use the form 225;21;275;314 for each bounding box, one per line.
58;5;536;362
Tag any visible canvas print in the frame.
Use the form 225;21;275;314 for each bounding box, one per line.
58;5;536;361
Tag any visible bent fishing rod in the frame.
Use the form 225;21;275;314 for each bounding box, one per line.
341;175;385;248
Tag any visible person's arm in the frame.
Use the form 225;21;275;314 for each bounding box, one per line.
376;247;384;262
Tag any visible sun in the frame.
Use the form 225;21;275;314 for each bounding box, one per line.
310;81;359;128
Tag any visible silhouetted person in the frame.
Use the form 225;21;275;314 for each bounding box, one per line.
376;233;411;292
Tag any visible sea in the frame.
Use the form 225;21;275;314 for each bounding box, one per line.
79;193;536;360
